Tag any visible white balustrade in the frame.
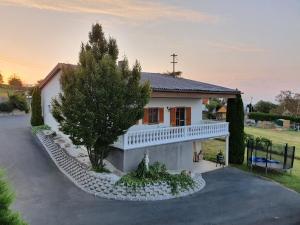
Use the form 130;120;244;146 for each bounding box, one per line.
113;121;229;150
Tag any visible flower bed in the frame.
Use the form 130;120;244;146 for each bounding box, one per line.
35;130;206;201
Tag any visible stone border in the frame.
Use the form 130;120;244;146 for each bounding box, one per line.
35;131;206;201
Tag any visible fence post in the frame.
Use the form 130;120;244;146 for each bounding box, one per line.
283;143;288;170
291;146;295;168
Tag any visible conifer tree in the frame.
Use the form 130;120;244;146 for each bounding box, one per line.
52;24;150;171
226;94;245;164
0;171;27;225
31;86;43;126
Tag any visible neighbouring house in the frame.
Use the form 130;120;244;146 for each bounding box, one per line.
216;106;227;121
40;63;240;172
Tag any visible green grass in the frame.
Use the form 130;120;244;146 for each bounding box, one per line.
245;126;300;157
202;139;225;162
233;159;300;193
203;130;300;193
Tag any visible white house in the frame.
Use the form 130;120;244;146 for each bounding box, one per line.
40;63;240;172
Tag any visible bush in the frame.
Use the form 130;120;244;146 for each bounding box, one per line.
8;94;29;113
31;125;51;134
0;102;14;112
31;86;43;126
117;161;194;195
0;170;27;225
248;112;300;123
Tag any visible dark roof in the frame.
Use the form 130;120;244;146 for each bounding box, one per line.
140;72;240;94
40;63;240;95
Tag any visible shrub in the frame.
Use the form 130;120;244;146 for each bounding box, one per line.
31;86;44;126
226;94;245;164
0;170;27;225
117;161;195;195
0;102;14;112
248;112;300;123
8;94;29;113
31;125;51;134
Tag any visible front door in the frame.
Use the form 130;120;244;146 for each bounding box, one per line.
176;107;185;126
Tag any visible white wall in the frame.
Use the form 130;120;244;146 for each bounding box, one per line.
134;98;203;128
41;70;203;132
41;71;62;133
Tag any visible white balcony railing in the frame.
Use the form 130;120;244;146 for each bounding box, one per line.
113;121;229;150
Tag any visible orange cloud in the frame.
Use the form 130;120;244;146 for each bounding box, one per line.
1;0;218;23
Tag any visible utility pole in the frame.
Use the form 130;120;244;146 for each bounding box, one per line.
170;53;178;76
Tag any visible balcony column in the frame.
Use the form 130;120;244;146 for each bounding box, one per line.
225;135;229;166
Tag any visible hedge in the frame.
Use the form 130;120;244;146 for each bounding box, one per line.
248;112;300;123
0;94;29;113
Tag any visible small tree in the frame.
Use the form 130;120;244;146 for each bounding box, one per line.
52;24;150;171
0;170;27;225
31;86;43;126
254;100;277;113
8;75;22;89
226;94;245;164
0;73;3;85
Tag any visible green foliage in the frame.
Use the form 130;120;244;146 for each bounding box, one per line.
8;94;28;113
254;100;277;113
117;161;194;195
206;98;222;119
136;159;148;179
248;112;300;123
93;167;110;173
0;170;27;225
52;24;151;170
0;93;28;113
0;102;14;112
8;75;22;89
226;94;245;164
31;125;50;134
31;86;44;126
0;73;3;85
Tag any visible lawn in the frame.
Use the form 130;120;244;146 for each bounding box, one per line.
203;128;300;193
245;126;300;158
243;126;300;192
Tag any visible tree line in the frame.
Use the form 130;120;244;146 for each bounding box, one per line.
249;90;300;117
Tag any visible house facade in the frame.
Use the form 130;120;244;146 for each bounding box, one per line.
40;63;240;172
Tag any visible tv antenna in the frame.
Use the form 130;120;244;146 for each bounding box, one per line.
170;53;178;75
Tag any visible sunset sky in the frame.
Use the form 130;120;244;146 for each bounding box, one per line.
0;0;299;103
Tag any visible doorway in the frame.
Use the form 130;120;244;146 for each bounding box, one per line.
176;107;185;126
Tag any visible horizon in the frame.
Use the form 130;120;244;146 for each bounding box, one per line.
0;0;299;104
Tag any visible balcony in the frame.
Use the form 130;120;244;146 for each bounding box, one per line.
113;120;229;150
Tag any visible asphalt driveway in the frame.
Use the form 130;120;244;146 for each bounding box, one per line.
1;115;300;225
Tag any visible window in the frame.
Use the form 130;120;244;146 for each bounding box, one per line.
148;108;159;124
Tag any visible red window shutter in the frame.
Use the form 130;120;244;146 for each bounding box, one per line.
186;107;191;125
170;108;176;126
159;108;164;123
143;108;149;124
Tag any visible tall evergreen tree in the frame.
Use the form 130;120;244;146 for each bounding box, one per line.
31;86;44;126
52;24;150;170
0;171;27;225
226;94;245;164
